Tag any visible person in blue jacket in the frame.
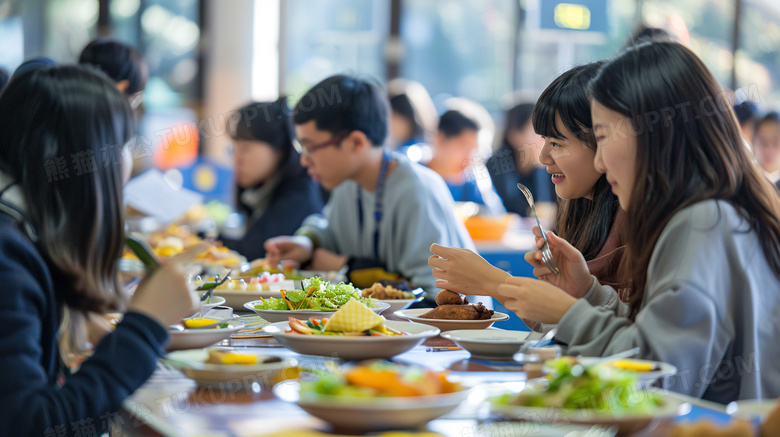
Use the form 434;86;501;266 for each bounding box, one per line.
221;98;323;260
0;65;199;436
487;102;556;216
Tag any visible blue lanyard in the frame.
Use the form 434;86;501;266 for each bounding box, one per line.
357;152;392;261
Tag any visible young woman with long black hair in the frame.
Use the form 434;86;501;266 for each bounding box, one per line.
222;98;323;260
429;62;627;322
0;65;200;435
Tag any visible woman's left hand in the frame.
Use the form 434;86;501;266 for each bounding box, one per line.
496;276;578;324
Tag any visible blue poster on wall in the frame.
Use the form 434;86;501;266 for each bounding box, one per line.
539;0;608;34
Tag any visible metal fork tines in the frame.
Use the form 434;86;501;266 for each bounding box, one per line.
517;183;560;275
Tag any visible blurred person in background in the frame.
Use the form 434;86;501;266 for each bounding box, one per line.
733;100;760;148
11;56;57;81
753;111;780;187
624;24;676;48
487;102;556;216
387;78;438;162
221;98;323;261
428;110;484;205
428;110;505;217
79;38;148;110
0;68;8;92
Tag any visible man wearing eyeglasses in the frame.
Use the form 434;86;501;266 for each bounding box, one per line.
265;75;475;301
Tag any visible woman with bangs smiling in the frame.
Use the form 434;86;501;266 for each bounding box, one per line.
429;61;627;332
491;41;780;403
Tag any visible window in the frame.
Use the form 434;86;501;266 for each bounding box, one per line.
283;0;390;99
400;0;517;113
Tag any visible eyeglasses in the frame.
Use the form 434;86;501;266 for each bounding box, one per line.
293;132;350;157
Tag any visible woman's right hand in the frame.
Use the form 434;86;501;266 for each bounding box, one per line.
127;258;199;328
429;244;510;297
524;226;594;298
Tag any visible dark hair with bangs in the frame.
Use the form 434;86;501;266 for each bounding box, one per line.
229;97;310;215
532;61;621;261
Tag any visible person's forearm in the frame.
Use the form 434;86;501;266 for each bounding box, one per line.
309;248;348;271
490;269;511;296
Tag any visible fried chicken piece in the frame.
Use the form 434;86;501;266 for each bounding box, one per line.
361;283;412;299
420;303;494;320
435;289;468;306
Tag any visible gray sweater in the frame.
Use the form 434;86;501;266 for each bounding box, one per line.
298;155;476;296
556;200;780;404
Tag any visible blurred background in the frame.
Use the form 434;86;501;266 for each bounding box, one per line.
0;0;778;203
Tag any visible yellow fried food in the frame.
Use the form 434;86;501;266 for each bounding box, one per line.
205;349;258;365
761;399;780;437
183;318;219;329
435;289;466;306
610;359;656;372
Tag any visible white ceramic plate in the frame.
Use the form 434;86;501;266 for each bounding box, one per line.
262;320;440;360
376;296;424;314
214;289;283;310
298;270;346;282
393;308;510;331
195;295;226;315
727;399;778;421
490;394;691;434
167;320;244;351
163;348;292;387
545;359;678;382
442;328;531;360
274;379;470;431
245;301;391;323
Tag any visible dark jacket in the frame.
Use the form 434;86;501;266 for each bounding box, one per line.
0;212;168;436
223;173;323;260
487;145;556;216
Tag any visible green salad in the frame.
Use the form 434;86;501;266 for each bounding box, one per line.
494;356;662;415
253;277;375;311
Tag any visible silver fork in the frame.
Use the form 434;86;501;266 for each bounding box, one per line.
517;183;560;275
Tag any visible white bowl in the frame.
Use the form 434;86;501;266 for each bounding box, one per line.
262;320;439;360
244;301;391;323
274;379;470;431
545;358;679;382
196;295;226;315
163;348;292;388
394;308;510;331
727;399;778;421
490;393;691;434
167;320;244;351
214;288;283;310
442;328;530;360
376;296;424;313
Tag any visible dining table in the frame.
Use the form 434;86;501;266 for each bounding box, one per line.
114;326;735;437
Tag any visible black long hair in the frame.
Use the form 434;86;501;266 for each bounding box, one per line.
590;41;780;318
79;38;148;96
229;97;309;216
0;65;133;352
532;61;621;261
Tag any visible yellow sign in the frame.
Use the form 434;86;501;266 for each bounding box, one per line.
194;164;217;192
554;3;591;30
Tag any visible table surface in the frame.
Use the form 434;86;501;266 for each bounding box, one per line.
118;332;733;437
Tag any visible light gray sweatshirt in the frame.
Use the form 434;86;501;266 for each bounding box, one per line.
556;200;780;404
297;155;476;296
